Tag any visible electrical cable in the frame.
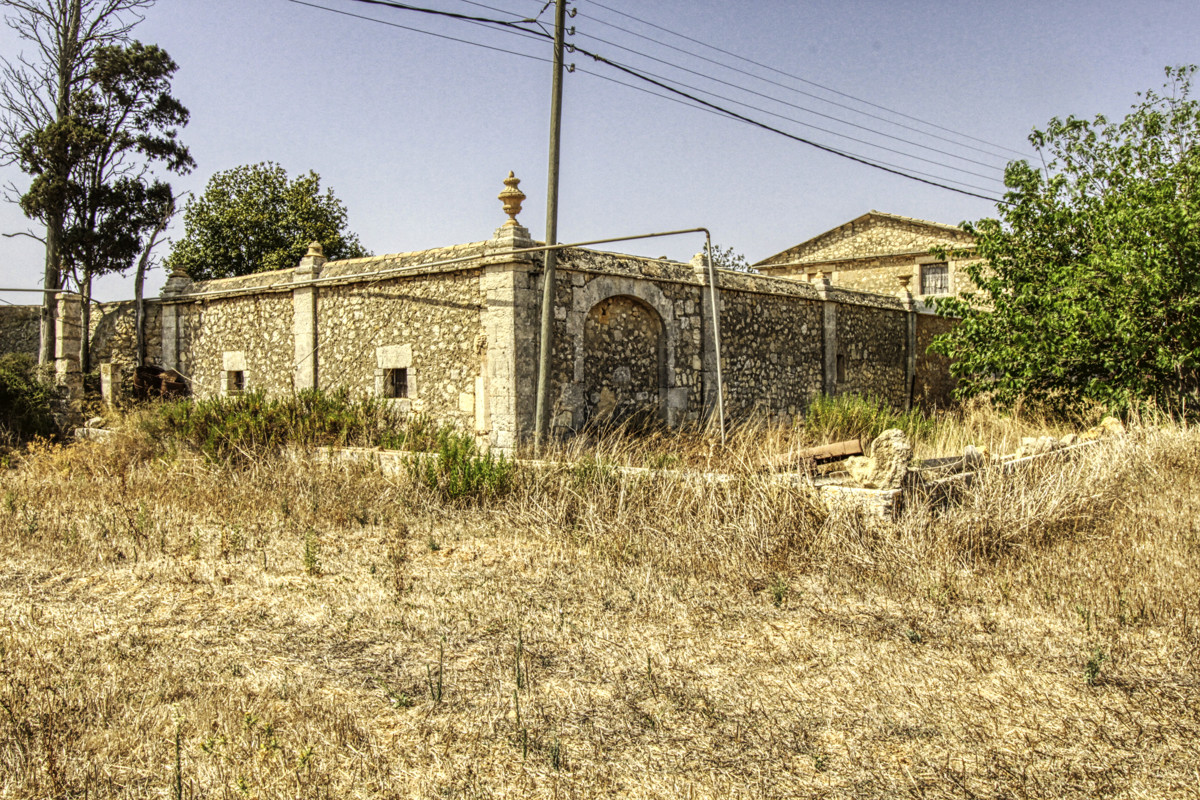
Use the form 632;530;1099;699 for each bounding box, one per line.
297;0;1008;202
451;0;532;19
576;9;1016;162
572;44;1006;203
287;0;551;62
573;67;1005;197
337;0;541;27
571;29;1006;181
586;0;1032;159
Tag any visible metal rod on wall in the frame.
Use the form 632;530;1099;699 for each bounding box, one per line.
704;233;726;445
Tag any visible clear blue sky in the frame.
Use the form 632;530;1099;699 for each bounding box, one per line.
2;0;1198;303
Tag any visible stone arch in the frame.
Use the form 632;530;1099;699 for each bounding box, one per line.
566;276;676;381
580;294;667;427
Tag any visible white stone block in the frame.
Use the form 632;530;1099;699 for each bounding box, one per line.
223;351;246;371
376;344;412;369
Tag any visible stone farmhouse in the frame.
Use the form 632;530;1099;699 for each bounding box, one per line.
755;210;977;301
0;177;962;450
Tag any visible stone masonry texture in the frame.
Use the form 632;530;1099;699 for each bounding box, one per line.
756;211;979;301
0;306;39;359
0;225;959;448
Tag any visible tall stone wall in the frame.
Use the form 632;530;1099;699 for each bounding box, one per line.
0;306;39;359
122;224;962;448
175;293;295;396
716;275;824;421
833;298;907;406
541;250;940;431
90;300;163;366
914;312;958;408
547;250;705;431
317;269;485;428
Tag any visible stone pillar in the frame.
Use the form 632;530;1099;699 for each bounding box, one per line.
816;274;838;397
160;269;192;371
481;179;537;451
54;292;83;401
100;363;121;407
293;242;326;391
898;275;916;411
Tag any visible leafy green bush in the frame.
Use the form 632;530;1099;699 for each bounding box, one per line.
408;428;515;503
802;393;933;445
0;354;57;441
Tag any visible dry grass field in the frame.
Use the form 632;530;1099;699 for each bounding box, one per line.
1;410;1199;798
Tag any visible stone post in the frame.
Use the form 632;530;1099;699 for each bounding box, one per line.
160;268;193;371
898;275;916;411
293;242;326;391
481;173;537;451
100;363;121;407
54;292;83;401
816;273;838;397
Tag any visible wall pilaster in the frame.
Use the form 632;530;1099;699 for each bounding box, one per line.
817;274;838;396
54;292;83;401
293;243;326;391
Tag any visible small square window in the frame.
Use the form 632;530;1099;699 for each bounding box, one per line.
227;370;245;394
383;368;408;399
920;263;949;295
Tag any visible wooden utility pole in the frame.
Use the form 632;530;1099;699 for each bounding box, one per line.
534;0;567;449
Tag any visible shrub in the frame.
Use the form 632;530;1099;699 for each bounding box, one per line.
408;428;515;503
150;389;437;463
802;393;933;445
0;354;57;442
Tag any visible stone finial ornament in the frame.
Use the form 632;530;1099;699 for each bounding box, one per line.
306;242;325;258
898;274;912;290
498;171;525;227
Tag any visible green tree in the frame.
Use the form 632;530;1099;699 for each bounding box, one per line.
708;244;756;273
932;66;1200;415
22;40;192;370
0;0;157;365
166;163;370;281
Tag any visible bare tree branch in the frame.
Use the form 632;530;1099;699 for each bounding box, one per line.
2;230;46;242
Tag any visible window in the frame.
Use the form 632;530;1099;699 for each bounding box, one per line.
226;370;245;394
383;368;408;399
920;263;949;295
836;354;846;383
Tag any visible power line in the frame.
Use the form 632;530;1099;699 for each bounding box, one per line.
452;0;1008;188
298;0;1008;202
335;0;542;28
576;9;1017;163
573;67;1004;197
572;43;1006;203
451;0;532;18
572;27;1007;179
586;0;1033;160
287;0;551;62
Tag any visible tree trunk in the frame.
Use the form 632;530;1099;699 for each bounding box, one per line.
79;272;92;374
38;0;82;366
38;216;62;366
134;199;174;367
134;254;146;368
